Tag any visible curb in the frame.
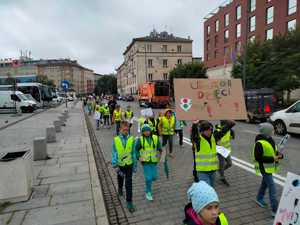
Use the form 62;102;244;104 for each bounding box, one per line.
82;108;109;225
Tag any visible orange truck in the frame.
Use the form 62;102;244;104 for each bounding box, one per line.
138;80;170;108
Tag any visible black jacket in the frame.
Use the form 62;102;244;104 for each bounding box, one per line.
254;134;278;174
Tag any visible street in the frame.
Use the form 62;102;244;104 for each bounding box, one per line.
88;100;300;225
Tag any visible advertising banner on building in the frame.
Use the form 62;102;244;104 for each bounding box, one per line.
274;172;300;225
174;79;247;120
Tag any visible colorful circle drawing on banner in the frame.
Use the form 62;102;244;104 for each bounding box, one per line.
180;97;192;112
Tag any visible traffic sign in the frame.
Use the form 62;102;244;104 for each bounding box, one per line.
61;80;70;91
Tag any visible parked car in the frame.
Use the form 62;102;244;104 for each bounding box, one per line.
125;95;134;102
270;100;300;135
67;96;74;101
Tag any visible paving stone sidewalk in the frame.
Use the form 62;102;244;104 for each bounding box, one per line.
0;103;108;225
90;115;282;225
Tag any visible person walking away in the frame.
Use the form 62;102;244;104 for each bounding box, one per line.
158;109;175;158
214;120;236;186
112;105;122;135
87;97;93;115
94;102;101;130
183;181;229;225
135;124;162;201
111;121;136;213
253;122;283;217
108;96;117;124
195;121;234;187
102;104;110;128
174;112;186;148
124;106;134;134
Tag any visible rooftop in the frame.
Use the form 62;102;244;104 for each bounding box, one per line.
123;30;192;55
203;0;233;20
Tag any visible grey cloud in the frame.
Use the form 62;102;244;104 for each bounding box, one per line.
0;0;221;74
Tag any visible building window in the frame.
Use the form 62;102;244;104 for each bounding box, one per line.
207;25;211;35
249;0;256;12
224;46;229;56
266;6;274;24
162;45;167;52
207;39;211;50
148;73;153;81
288;0;297;15
163;59;168;68
177;45;182;52
288;19;297;30
163;73;168;80
147;59;153;68
236;24;241;38
146;44;152;52
266;28;273;40
215;20;220;32
214;50;219;59
224;30;229;43
236;5;241;20
177;59;182;64
235;41;242;54
249;16;256;32
214;35;219;47
224;13;229;27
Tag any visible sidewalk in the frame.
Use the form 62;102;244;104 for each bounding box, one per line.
0;103;108;225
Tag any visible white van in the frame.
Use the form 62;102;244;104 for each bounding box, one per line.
0;91;36;113
270;100;300;135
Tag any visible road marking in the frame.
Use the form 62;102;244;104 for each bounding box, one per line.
182;137;285;186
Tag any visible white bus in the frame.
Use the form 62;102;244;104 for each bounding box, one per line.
0;83;53;107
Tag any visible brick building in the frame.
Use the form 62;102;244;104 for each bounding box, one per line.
204;0;299;78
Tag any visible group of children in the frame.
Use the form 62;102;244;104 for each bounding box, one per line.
90;102;283;224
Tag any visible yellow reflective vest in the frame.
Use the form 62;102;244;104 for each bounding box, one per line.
114;136;134;166
218;212;229;225
195;135;219;172
216;125;232;151
139;135;159;163
113;109;122;122
160;116;175;135
253;140;279;174
125;110;133;119
103;106;110;116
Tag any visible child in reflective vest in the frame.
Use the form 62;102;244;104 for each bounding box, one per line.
134;124;162;201
183;181;229;225
112;105;122;135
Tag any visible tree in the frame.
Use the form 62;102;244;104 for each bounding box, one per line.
94;74;117;95
169;62;207;96
232;28;300;103
36;75;55;87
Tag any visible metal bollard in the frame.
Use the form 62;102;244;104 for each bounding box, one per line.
46;127;56;143
33;137;47;161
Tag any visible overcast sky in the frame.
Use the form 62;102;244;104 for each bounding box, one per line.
0;0;222;74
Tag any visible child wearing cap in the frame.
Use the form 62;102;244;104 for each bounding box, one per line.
183;181;229;225
135;124;162;201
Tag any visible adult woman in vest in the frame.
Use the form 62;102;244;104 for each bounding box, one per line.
111;121;137;213
183;181;229;225
135;124;162;201
253;122;283;217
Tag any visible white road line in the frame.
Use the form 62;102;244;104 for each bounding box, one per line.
182;138;285;186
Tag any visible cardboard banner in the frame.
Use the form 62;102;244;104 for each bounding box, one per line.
274;172;300;225
174;79;247;120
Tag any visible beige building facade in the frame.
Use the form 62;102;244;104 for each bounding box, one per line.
117;30;193;95
0;58;95;94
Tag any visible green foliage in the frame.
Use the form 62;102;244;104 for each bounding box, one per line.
36;75;55;87
94;74;117;95
169;62;207;96
232;28;300;101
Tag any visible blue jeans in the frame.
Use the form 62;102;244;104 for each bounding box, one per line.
96;120;100;129
257;173;278;213
143;163;158;193
197;171;216;187
115;121;120;135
